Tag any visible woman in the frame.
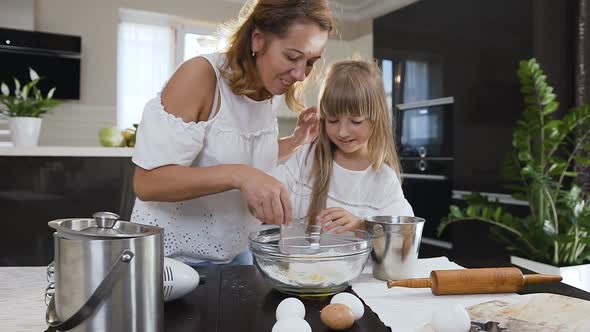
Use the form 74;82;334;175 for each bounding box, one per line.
131;0;334;266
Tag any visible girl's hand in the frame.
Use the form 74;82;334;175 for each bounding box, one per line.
317;207;364;233
291;107;319;146
237;167;292;225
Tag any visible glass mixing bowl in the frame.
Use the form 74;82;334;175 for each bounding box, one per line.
249;225;373;296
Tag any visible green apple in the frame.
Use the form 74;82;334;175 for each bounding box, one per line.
99;127;124;147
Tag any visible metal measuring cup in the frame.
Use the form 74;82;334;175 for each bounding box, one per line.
365;216;425;281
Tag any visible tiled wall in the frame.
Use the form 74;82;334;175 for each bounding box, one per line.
0;116;9;146
0;104;116;147
38;103;117;146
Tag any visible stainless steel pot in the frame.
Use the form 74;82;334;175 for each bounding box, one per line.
46;212;163;331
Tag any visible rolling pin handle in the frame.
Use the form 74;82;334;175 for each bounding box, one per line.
523;274;563;285
387;278;432;289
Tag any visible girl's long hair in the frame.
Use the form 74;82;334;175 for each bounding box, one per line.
221;0;333;112
307;60;402;224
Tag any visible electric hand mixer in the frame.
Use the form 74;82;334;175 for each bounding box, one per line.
46;257;200;303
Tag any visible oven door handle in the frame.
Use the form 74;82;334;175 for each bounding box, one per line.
402;173;448;181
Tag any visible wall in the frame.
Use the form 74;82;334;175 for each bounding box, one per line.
35;0;241;107
0;0;36;145
0;0;35;31
32;0;374;146
34;0;242;146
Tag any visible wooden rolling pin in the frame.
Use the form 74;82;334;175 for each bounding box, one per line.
387;267;562;295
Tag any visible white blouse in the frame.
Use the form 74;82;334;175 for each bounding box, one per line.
131;53;279;264
271;144;414;222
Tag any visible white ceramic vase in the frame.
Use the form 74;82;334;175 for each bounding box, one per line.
511;256;590;292
9;116;42;147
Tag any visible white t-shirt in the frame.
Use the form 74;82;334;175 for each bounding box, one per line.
271;144;414;222
131;53;279;264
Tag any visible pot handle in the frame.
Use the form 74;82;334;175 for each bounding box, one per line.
46;249;135;331
368;222;386;264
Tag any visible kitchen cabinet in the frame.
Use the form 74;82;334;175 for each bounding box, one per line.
0;147;135;266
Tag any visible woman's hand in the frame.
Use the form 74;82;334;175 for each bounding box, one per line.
278;107;320;161
237;167;292;225
317;207;364;233
292;106;319;146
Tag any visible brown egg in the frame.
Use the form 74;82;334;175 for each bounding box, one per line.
320;303;355;330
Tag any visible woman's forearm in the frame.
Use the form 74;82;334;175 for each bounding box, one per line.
278;135;301;161
133;164;247;202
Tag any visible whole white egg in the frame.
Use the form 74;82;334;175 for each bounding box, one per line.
275;297;306;321
330;292;364;320
271;317;311;332
431;304;471;332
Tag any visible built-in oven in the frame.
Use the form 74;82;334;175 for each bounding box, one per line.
396;97;454;249
397;97;453;158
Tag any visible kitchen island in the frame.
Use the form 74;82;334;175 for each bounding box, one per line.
3;258;590;332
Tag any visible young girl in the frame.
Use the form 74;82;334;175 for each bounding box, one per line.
272;59;413;232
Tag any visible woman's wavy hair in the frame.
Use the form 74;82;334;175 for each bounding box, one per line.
306;59;402;223
221;0;333;111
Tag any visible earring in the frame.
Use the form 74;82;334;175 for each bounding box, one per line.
251;51;256;57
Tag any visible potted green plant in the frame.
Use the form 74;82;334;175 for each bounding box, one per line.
438;58;590;290
0;68;61;147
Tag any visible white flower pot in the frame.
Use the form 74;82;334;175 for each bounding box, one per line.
9;117;42;147
511;256;590;292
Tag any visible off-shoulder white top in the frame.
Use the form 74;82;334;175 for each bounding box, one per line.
131;53;279;264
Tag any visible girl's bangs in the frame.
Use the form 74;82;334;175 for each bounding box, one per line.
320;77;378;120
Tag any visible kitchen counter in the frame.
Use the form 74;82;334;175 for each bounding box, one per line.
3;261;590;332
0;267;49;331
0;146;134;157
2;265;389;332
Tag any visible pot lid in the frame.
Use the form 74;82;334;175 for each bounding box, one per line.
48;212;161;238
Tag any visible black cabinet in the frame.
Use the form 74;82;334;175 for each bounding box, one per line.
0;156;135;266
401;159;453;247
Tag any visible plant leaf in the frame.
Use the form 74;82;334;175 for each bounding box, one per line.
13;78;21;96
574;156;590;165
0;83;9;96
29;67;39;81
21;85;29;100
450;205;463;218
47;87;56;99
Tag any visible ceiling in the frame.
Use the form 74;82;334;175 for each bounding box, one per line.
330;0;420;21
223;0;420;22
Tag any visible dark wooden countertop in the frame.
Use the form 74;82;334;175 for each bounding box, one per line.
164;265;390;332
162;261;590;332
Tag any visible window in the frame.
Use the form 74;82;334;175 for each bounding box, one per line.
117;10;226;129
176;24;227;65
117;22;174;129
403;60;429;103
381;59;393;113
380;56;443;106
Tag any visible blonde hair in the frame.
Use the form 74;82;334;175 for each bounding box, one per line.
307;60;402;224
221;0;333;112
